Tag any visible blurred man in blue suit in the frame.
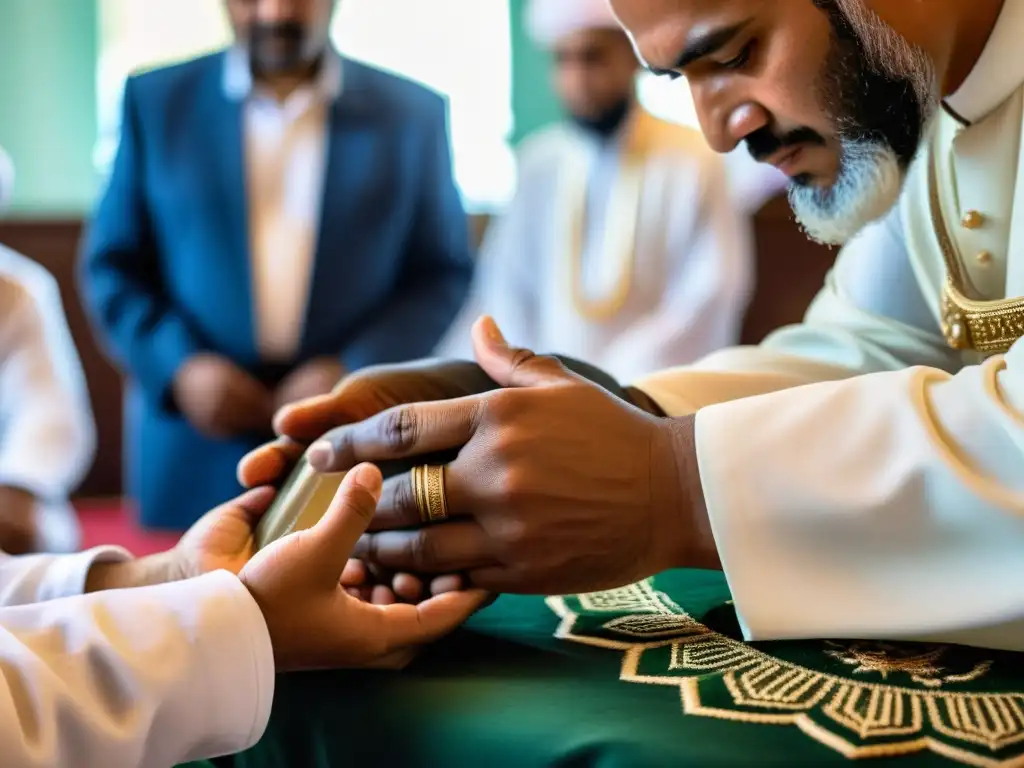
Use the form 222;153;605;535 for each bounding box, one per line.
81;0;473;530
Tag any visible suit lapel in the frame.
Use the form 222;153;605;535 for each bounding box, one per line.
301;63;380;355
203;58;257;360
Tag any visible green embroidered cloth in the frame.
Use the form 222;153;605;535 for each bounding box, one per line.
187;571;1024;767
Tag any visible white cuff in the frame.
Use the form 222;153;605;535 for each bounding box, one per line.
149;571;276;761
0;546;133;607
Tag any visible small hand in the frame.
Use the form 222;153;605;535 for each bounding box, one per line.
173;353;275;439
274;357;346;412
239;464;490;671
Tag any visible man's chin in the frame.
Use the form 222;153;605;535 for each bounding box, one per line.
787;141;907;246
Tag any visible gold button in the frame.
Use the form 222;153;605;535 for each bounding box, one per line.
976;250;993;265
962;210;985;229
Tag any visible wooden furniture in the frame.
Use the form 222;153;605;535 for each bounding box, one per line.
0;197;836;498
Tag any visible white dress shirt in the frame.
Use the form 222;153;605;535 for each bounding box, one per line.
223;48;342;362
0;546;275;768
634;1;1024;651
0;244;95;552
438;109;753;383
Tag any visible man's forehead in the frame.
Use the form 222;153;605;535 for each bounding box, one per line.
611;0;757;70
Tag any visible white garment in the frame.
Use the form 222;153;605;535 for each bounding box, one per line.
634;1;1024;651
223;48;342;362
438;111;753;383
0;244;94;552
0;546;275;767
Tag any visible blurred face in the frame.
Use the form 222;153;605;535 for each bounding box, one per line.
552;29;640;136
611;0;943;244
226;0;336;79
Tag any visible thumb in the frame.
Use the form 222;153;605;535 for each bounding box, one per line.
304;463;383;581
470;316;568;388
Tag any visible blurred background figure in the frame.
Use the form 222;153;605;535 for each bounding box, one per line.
80;0;472;530
437;0;753;382
0;144;95;554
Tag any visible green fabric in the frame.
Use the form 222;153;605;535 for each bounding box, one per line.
184;571;1024;767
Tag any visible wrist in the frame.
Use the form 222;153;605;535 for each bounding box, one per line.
653;415;721;572
84;550;184;593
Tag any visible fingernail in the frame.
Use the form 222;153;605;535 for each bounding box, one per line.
349;463;383;498
307;441;333;470
482;316;506;345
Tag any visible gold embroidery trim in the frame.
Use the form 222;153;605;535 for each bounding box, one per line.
548;582;1022;767
929;154;1024;355
565;112;648;322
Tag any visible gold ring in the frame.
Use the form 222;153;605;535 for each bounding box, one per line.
412;464;449;524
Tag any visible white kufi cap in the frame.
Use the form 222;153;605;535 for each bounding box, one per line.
525;0;622;48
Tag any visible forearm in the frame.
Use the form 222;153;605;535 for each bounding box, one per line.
693;358;1024;651
84;550;183;593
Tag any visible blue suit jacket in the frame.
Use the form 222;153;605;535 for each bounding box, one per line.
80;52;473;529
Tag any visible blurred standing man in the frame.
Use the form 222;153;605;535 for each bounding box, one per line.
438;0;752;381
82;0;472;529
0;144;94;554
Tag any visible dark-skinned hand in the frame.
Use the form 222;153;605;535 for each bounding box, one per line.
298;318;716;596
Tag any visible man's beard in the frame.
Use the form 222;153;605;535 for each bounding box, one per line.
248;21;323;78
747;0;939;245
570;97;633;139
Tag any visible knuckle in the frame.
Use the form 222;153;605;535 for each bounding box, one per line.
380;406;418;452
408;530;438;570
394;478;418;521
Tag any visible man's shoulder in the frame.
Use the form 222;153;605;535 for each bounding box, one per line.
128;51;222;96
344;58;446;120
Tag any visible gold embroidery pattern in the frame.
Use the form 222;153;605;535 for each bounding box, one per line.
548;581;1024;766
929;151;1024;356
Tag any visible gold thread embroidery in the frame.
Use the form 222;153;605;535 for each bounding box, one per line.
928;150;1024;355
548;582;1021;766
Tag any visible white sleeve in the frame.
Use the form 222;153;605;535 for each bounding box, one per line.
634;201;963;415
0;547;133;607
0;570;275;768
675;207;1024;651
0;257;96;499
600;151;754;380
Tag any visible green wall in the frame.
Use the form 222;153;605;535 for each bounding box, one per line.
0;0;99;216
0;0;556;217
508;0;562;145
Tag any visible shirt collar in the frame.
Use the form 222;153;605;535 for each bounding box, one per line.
222;45;344;103
945;0;1024;125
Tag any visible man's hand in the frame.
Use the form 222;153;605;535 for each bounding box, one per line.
238;357;497;490
240;464;489;671
172;353;275;439
274;357;346;412
304;319;720;596
0;486;37;555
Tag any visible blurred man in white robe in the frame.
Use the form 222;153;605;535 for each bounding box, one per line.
0;144;94;554
437;0;754;383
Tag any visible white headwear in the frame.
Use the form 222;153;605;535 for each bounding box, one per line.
0;145;13;211
525;0;622;48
